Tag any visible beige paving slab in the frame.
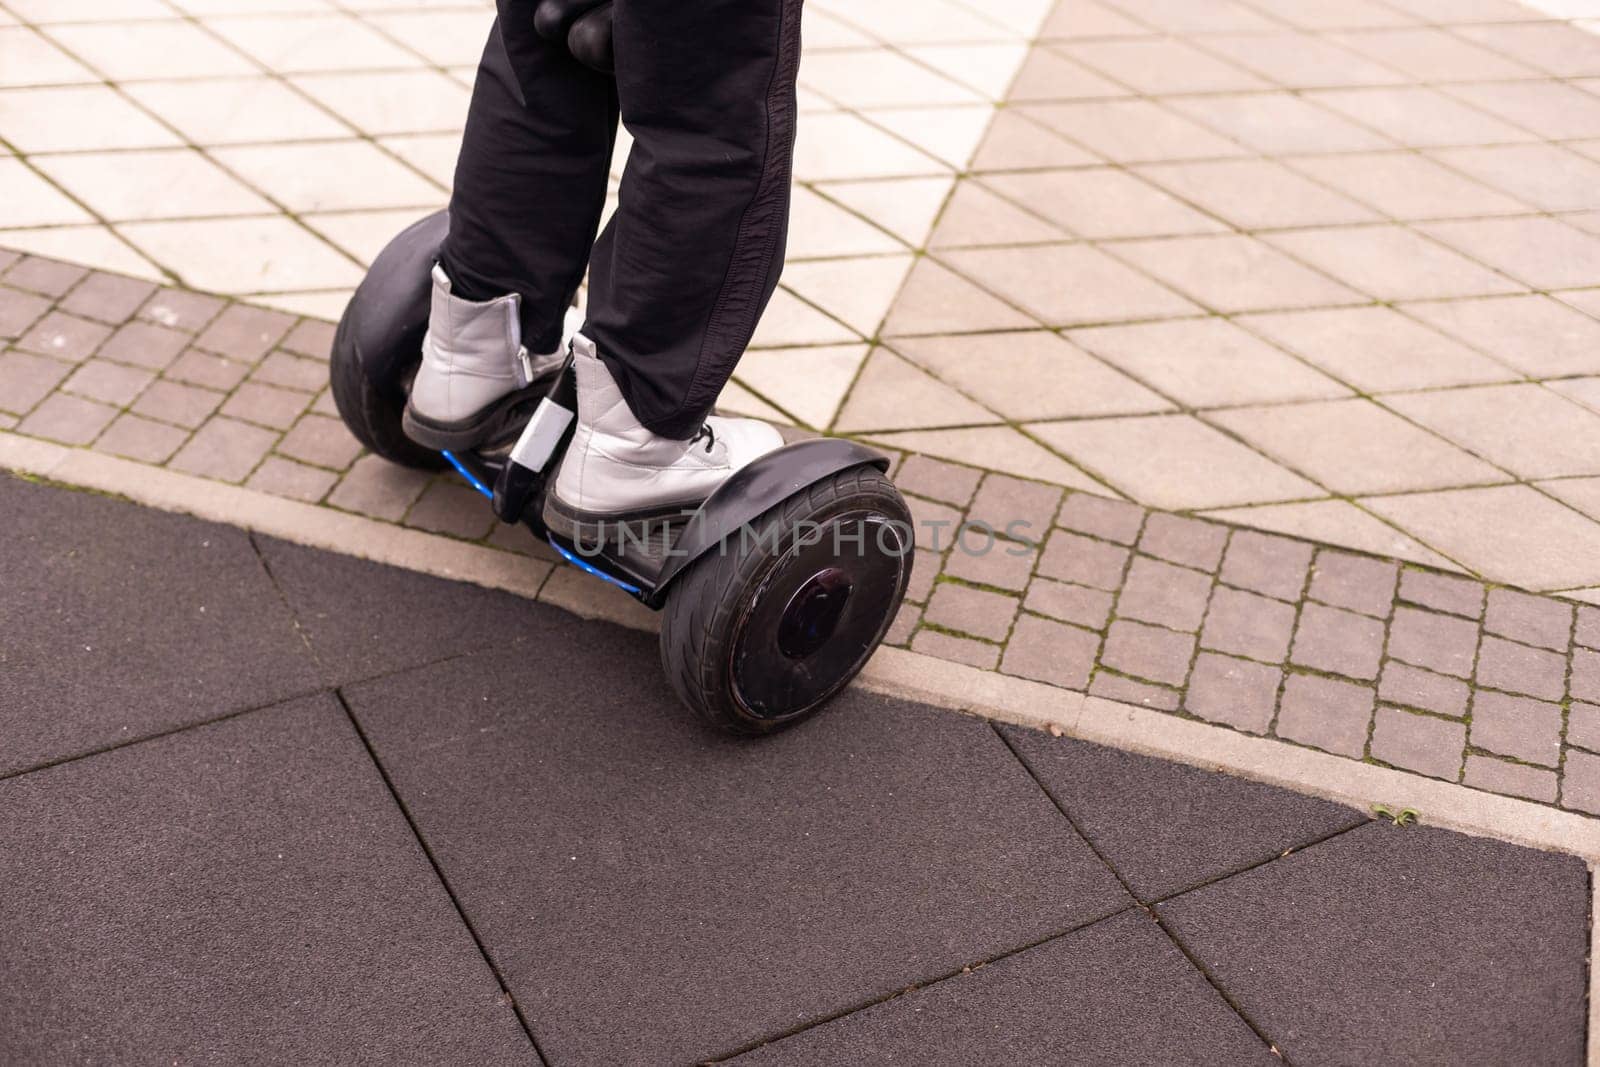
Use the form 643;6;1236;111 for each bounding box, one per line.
1453;22;1600;79
866;425;1104;491
786;186;908;259
1027;413;1322;510
1363;485;1600;592
31;149;275;221
1168;93;1394;155
831;346;1000;432
1207;399;1507;496
1097;0;1277;34
939;243;1200;325
1324;26;1540;81
1107;234;1364;314
289;69;471;137
880;258;1036;336
1133;158;1378;231
47;19;258;80
980;167;1226;240
1401;294;1600;378
1264;225;1524;302
121;77;356;145
1068;317;1352;408
731;343;867;430
911;43;1037;102
1016;99;1248;163
792;112;949;180
116;217;362;293
800;49;984;110
1305;86;1538;148
1427;144;1600;214
816;177;953;248
362;9;498;67
301;208;438;265
1201;499;1459;571
968;110;1100;171
0;84;181;152
203;12;423;72
0;226;163;280
0;25;96;86
1538;476;1600;526
1196;31;1410;89
1383;384;1600;480
781;254;914;337
376;133;460;188
1056;37;1268;94
1237;306;1516;393
747;289;859;348
924;180;1070;248
888;330;1173;420
1418;217;1600;292
0;158;93;229
1285;152;1530;221
1442;80;1600;141
1037;0;1149;39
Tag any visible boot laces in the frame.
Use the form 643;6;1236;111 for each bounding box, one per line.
691;423;716;454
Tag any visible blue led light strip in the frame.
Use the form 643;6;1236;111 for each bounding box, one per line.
440;450;494;501
547;535;643;596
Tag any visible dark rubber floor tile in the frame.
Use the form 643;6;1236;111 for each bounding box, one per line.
255;534;562;685
728;910;1276;1066
0;474;317;775
0;693;534;1066
345;639;1130;1067
1001;727;1367;900
1157;823;1588;1067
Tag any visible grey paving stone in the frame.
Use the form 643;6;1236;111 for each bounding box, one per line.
912;628;1000;670
168;416;276;483
280;317;336;360
1370;707;1465;780
1475;635;1565;701
0;349;71;415
1024;577;1113;630
1156;823;1587;1067
61;358;154;406
908;495;964;552
1001;613;1099;689
1378;661;1470;718
195;302;295;360
1398;568;1485;618
1089;671;1180;710
943;534;1036;592
5;255;86;298
17;392;117;445
254;536;562;685
1184;652;1282;733
1567;701;1600;752
1387;606;1479;679
139;287;225;333
728;912;1275;1066
97;319;191;370
924;582;1019;642
906;547;940;604
1464;754;1558;803
0;474;316;775
1307;550;1398;618
0;284;51;339
1275;673;1374;758
1057;491;1145;545
1468;691;1563;767
1102;619;1196;687
0;694;534;1066
1037;528;1130;591
1576;605;1600;650
166;346;252;391
1569;646;1600;704
1200;584;1297;663
59;271;158;325
244;456;338;503
16;310;112;363
252;350;328;393
347;653;1130;1066
1114;555;1211;632
1003;728;1364;901
894;454;982;507
1290;602;1385;681
402;480;498;542
1562;749;1600;814
1139;512;1229;572
92;412;188;464
966;474;1061;546
1483;588;1573;652
1219;529;1313;602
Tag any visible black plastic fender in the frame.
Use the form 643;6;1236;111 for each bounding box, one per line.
343;209;447;396
650;438;895;602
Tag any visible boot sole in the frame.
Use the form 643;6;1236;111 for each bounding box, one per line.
402;380;551;453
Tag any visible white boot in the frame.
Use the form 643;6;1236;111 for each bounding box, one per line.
545;333;784;540
403;264;565;450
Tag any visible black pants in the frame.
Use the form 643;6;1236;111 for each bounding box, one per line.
440;1;802;439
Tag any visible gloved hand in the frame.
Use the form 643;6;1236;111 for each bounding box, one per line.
533;0;614;73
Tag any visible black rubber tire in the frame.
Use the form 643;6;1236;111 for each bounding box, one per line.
658;464;913;736
328;304;443;471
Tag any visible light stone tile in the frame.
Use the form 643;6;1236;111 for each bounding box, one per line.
1381;0;1547;20
1202;500;1459;571
361;10;494;67
803;7;874;49
982;167;1226;240
1196;32;1409;89
867;425;1105;491
1059;37;1266;95
1547;376;1600;417
0;85;182;152
714;379;789;424
1538;477;1600;525
0;26;96;86
376;133;460;187
122;77;354;145
747;289;860;348
210;140;444;212
291;69;470;136
8;0;175;20
1402;294;1600;378
831;347;1000;432
1019;98;1247;164
1558;288;1600;320
816;177;953;247
1325;27;1537;81
1453;22;1600;79
810;0;1017;45
1244;0;1418;29
1417;217;1600;292
792;112;947;180
205;13;421;72
1264;226;1523;302
169;0;335;11
1100;0;1276;33
786;187;907;259
1363;485;1600;591
926;179;1068;248
862;106;995;170
992;44;1124;102
800;49;984;109
1286;153;1529;221
1027;413;1322;509
732;343;867;430
1133;158;1377;231
118;217;362;293
0;158;92;228
1442;81;1600;141
1383;385;1600;480
880;258;1036;336
47;20;256;79
1429;144;1600;214
252;290;350;320
1207;399;1507;495
1108;234;1362;314
940;243;1200;325
302;208;436;265
781;254;914;336
0;225;164;280
1038;0;1149;38
970;109;1101;171
890;330;1173;420
1168;93;1393;155
1069;318;1351;408
1238;306;1515;393
32;149;274;221
1305;86;1536;148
